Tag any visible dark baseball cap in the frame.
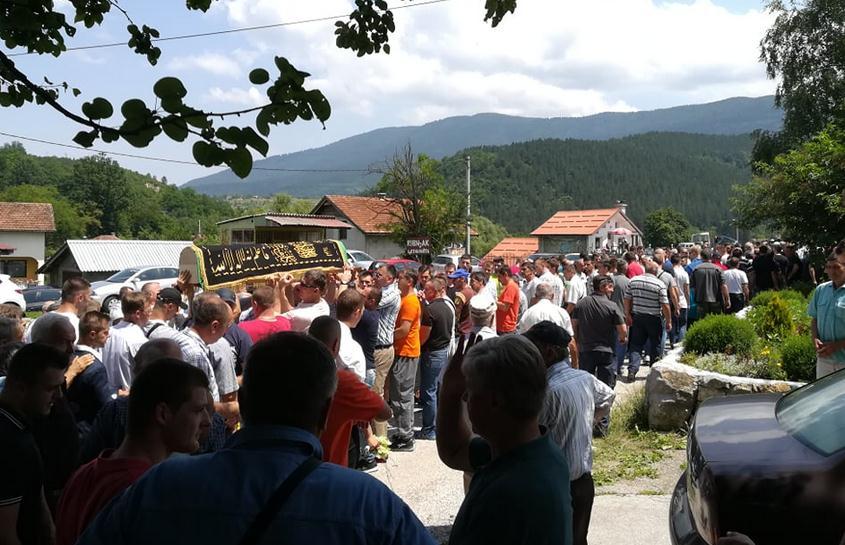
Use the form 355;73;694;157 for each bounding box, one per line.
157;287;187;309
215;288;237;305
447;269;470;279
523;320;572;347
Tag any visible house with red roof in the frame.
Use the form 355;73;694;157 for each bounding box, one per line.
531;203;643;255
311;195;408;259
0;202;55;283
483;237;539;266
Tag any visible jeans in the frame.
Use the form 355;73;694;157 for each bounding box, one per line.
419;347;448;437
628;314;663;375
671;308;688;344
365;368;376;388
728;293;745;314
614;334;628;375
698;301;723;318
579;351;616;435
388;355;419;442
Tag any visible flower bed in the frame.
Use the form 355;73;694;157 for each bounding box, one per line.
682;289;815;382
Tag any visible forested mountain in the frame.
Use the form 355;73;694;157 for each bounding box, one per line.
184;96;781;196
0;143;235;252
438;133;754;235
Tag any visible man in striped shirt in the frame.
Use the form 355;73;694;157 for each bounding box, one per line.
525;321;614;545
623;260;672;383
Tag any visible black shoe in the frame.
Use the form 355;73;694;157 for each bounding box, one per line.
389;438;415;452
357;453;379;473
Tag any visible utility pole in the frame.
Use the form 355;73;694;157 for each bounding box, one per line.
465;155;471;255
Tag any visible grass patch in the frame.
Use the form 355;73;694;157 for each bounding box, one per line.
592;385;686;487
25;311;41;320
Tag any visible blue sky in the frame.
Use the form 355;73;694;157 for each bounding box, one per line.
0;0;777;186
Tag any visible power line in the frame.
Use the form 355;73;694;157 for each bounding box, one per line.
0;130;371;173
6;0;451;57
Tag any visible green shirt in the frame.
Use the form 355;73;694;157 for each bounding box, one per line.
808;281;845;363
449;434;573;545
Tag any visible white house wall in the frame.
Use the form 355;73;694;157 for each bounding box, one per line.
0;232;46;264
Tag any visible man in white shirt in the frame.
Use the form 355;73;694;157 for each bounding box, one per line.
520;261;541;303
24;277;90;343
723;257;750;314
564;263;587;314
518;283;574;335
277;269;331;332
535;258;564;307
335;288;367;380
102;291;150;391
671;254;690;345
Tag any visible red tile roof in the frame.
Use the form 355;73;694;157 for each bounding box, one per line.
0;202;55;232
317;195;406;234
483;237;539;261
531;208;620;236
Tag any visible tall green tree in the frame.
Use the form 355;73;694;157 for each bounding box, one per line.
65;155;129;236
374;146;464;259
269;193;316;215
754;0;845;164
643;208;693;248
0;184;98;252
733;124;845;250
0;2;514;177
472;216;509;257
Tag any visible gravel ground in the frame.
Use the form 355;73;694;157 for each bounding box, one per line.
371;363;684;544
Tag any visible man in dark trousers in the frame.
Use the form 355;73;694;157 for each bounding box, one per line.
690;249;730;318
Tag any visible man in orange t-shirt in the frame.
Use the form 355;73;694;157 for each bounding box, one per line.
321;370;391;467
496;265;520;335
389;270;421;452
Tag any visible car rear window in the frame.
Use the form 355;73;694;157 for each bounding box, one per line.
432;256;453;265
776;370;845;456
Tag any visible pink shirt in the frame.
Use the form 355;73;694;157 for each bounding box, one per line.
239;316;292;343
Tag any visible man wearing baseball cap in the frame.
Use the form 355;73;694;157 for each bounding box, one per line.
524;321;615;545
216;288;252;375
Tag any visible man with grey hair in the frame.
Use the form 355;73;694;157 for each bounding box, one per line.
437;335;573;545
518;282;574;335
80;332;434;545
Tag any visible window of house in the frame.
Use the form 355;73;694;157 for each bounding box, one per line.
338;229;347;240
231;229;255;243
0;260;26;277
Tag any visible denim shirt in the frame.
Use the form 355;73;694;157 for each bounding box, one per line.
78;425;435;545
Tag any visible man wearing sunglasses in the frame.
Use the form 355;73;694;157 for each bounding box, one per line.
277;270;331;332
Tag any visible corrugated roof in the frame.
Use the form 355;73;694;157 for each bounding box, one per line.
483;237;539;261
40;239;192;273
532;208;621;236
0;202;55;232
315;195;404;234
264;214;352;229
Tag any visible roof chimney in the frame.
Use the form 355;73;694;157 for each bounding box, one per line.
615;200;628;215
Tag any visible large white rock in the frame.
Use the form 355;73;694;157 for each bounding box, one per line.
644;350;804;431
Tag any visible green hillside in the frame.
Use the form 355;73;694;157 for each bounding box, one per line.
0;142;236;252
439;132;754;235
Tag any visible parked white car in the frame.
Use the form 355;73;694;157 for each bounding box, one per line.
0;274;25;309
347;249;375;270
91;266;180;308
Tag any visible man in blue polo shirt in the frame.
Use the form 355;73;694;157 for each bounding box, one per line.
809;247;845;378
79;332;434;545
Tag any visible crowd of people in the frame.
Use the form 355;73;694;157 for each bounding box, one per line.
0;236;841;545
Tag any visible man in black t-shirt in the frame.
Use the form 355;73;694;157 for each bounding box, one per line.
0;343;69;545
752;245;778;294
417;278;455;440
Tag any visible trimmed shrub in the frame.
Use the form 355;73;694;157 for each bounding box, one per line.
780;335;816;382
747;295;794;341
684;314;756;357
788;282;816;297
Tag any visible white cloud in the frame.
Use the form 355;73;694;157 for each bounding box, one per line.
204;86;265;107
168;52;246;77
201;0;776;126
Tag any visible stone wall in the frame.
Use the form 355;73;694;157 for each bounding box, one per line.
645;351;804;431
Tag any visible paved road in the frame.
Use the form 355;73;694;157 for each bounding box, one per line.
374;429;675;544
